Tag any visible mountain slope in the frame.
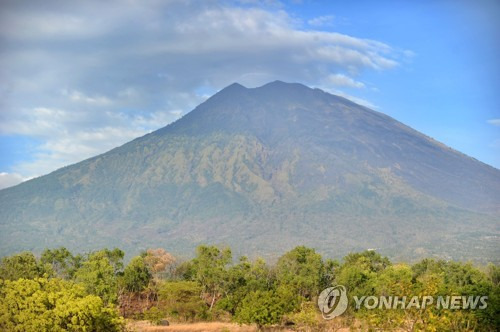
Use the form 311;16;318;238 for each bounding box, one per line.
1;81;499;262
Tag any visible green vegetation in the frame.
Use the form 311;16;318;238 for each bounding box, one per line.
74;249;123;305
0;245;498;331
0;278;123;331
122;255;151;292
0;251;51;280
157;281;207;321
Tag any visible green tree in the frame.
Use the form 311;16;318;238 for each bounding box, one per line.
99;248;125;274
275;246;326;299
217;256;274;314
74;250;119;305
486;263;500;287
364;264;415;330
0;277;123;331
0;251;50;280
40;247;82;280
174;260;196;280
191;245;232;310
122;255;151;292
343;250;391;273
335;250;391;301
412;259;500;331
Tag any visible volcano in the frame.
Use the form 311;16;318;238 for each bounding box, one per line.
1;81;498;262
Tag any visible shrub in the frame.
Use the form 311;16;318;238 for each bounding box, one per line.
235;286;301;327
0;277;123;331
158;281;207;322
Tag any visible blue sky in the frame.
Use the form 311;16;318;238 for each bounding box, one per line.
0;0;499;189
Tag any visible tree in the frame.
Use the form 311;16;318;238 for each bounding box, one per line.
191;245;232;310
100;248;125;274
217;256;274;314
173;260;196;280
122;255;151;292
411;259;500;331
144;248;176;281
74;250;119;305
343;250;391;273
322;258;339;288
40;247;82;280
275;246;326;299
365;264;415;330
335;250;391;301
0;251;50;280
486;263;500;287
0;277;123;331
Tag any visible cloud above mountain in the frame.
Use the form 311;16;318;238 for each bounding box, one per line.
0;0;409;184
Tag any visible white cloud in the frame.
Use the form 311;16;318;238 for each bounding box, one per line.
316;86;378;109
0;173;25;190
333;92;378;110
1;106;179;177
14;127;147;177
169;110;183;118
308;15;335;27
64;90;113;106
0;0;409;179
326;73;365;88
487;119;500;126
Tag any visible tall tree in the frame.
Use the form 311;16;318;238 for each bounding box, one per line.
122;255;151;292
191;245;232;310
275;246;326;299
74;250;120;305
40;247;82;280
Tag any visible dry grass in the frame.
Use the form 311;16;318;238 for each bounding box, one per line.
128;320;259;332
126;318;371;331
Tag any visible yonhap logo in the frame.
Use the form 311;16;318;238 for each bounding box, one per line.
317;284;488;321
317;285;348;319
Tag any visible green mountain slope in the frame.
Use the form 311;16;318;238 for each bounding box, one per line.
1;81;499;262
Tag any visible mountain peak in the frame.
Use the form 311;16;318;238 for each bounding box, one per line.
218;81;308;95
222;82;247;91
212;81;313;101
207;82;248;102
258;80;310;91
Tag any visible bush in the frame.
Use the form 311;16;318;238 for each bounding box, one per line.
235;286;301;327
0;277;123;331
142;306;164;325
158;281;207;322
286;301;321;329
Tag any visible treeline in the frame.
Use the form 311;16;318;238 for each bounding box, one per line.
0;246;499;331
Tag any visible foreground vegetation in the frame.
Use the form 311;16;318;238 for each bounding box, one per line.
0;246;498;331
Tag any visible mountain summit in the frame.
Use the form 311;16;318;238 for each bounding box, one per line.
1;81;498;261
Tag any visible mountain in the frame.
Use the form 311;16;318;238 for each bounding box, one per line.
1;81;499;262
